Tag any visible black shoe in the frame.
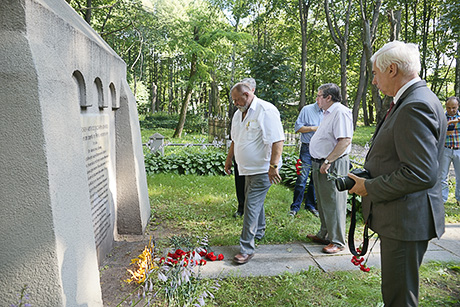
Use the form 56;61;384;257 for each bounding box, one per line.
233;211;243;218
308;208;319;217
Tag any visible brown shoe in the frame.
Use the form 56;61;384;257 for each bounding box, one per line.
322;243;345;254
307;234;330;245
233;253;254;264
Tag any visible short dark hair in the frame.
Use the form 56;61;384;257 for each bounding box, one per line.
318;83;341;103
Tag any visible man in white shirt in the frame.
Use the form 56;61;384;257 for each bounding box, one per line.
231;77;257;218
225;82;285;264
307;83;353;254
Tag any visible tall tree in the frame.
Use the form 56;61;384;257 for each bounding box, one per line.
324;0;352;107
171;0;238;138
353;0;381;127
297;0;313;110
174;26;199;138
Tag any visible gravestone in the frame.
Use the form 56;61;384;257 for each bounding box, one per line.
0;0;150;305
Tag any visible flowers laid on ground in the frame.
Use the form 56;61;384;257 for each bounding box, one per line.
158;247;224;268
124;235;222;306
126;238;158;284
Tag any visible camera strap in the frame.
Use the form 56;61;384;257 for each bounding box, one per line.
348;194;369;257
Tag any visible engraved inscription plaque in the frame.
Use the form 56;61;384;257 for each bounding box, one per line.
81;115;113;252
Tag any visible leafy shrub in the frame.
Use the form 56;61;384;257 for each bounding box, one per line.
145;151;227;176
145;150;300;188
140;112;208;134
279;152;298;188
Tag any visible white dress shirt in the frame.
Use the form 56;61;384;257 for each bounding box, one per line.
309;102;353;159
231;96;285;175
393;77;422;105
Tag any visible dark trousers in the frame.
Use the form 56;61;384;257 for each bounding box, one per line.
290;143;316;212
380;235;429;307
234;159;245;214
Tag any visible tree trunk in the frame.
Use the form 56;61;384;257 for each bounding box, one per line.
324;0;352;107
173;27;199;138
173;55;196;138
85;0;92;24
456;42;460;97
298;0;309;111
209;71;219;117
388;9;401;41
420;0;431;80
360;0;381;126
362;88;369;126
352;52;368;129
228;22;239;121
150;82;157;114
168;57;174;113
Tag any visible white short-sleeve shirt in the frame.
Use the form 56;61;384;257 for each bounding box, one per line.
310;102;353;159
231;96;285;175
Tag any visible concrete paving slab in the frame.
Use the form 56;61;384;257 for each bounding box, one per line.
433;223;460;257
199;244;317;278
424;250;460;263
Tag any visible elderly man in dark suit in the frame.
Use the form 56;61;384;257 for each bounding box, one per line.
349;40;446;306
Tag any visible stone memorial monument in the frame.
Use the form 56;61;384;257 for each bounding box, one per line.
0;0;150;305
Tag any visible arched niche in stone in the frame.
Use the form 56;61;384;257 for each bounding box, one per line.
73;70;89;107
109;82;119;110
94;77;106;109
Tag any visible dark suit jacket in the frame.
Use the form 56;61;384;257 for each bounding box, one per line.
363;80;447;241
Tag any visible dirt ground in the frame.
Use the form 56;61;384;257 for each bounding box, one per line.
99;233;151;306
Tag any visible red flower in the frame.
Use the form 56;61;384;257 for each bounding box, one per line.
199;259;207;265
360;264;371;272
199;250;207;257
217;253;224;261
168;252;178;259
206;252;217;261
159;257;166;264
175;249;186;257
295;159;302;175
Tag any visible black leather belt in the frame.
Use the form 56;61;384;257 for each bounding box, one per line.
311;154;348;164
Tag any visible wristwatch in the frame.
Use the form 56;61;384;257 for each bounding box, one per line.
270;164;278;169
324;159;331;165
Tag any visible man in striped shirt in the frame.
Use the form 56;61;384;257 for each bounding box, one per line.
440;96;460;204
